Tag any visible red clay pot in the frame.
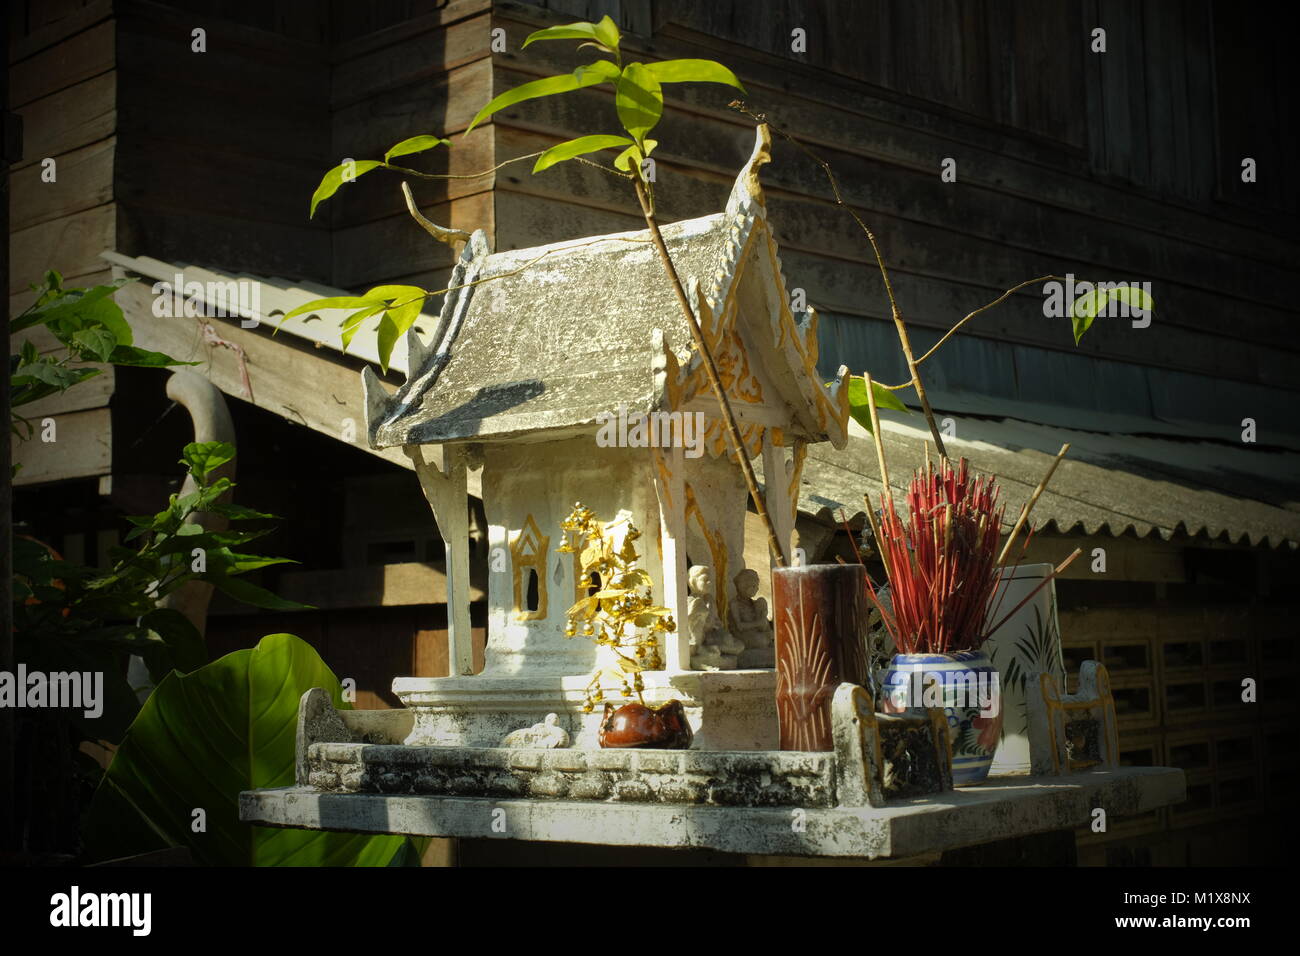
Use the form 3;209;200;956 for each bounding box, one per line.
598;699;693;749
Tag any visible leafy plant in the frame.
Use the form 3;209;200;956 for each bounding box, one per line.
728;105;1156;441
13;441;308;743
290;135;463;374
8;272;321;859
10;270;188;446
308;135;451;218
556;503;675;711
293;19;745;372
466;15;743;180
833;277;1154;437
84;633;419;866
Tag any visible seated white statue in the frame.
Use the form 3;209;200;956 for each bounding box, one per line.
687;564;744;669
728;568;773;649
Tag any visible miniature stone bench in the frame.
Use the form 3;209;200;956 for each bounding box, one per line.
294;683;950;810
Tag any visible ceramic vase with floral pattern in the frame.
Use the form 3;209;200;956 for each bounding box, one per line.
880;649;1003;785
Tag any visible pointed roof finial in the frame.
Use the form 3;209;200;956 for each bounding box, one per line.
726;123;772;218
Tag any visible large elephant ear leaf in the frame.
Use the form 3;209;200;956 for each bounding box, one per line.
83;633;418;866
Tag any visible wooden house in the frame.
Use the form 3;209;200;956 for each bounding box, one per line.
7;0;1298;865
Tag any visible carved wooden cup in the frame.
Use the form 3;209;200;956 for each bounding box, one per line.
773;564;871;751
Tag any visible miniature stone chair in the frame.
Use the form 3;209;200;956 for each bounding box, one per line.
687;565;744;670
728;568;775;668
1027;660;1120;775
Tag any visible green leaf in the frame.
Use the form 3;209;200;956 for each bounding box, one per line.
207;549;297;576
383;135;450;163
591;14;621;52
71;328;117;362
522;15;620;53
359;284;427;304
76;291;134;346
180;440;236;480
840;374;910;434
208;502;278;521
644;58;746;93
107;345;191;368
340;303;387;351
376;293;425;373
309;160;383;218
12;361;94;390
1070;284;1154;345
282;295;387;323
139;607;207;675
613;138;657;172
83;633;416;865
210;573;313;611
466;68;614;135
10;280;130;335
573;59;621;86
533;134;633;173
614;145;640;172
615;62;663;143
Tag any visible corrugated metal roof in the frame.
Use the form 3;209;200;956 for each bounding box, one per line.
816;311;1300;449
102;254;1299;548
796;411;1300;549
101;251;434;377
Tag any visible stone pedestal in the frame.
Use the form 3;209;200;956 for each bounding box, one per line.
394;669;779;750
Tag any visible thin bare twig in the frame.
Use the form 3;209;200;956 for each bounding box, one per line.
384;151;546;182
401;182;471;247
387;150;631;183
981;547;1081;639
730;102;947;458
997;443;1070;565
632;175;787;567
915;275;1065;366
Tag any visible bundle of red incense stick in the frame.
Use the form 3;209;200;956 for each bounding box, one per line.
867;456;1006;655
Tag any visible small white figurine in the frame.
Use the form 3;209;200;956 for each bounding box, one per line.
728;568;775;668
687;565;744;670
500;712;570;749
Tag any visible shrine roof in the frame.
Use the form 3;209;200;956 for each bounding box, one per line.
367;215;725;446
362;126;849;452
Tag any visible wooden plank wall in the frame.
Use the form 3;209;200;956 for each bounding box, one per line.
8;1;119;482
327;0;495;295
10;0;1297;459
7;1;117;314
111;0;333;282
206;607;487;709
488;1;1299;416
